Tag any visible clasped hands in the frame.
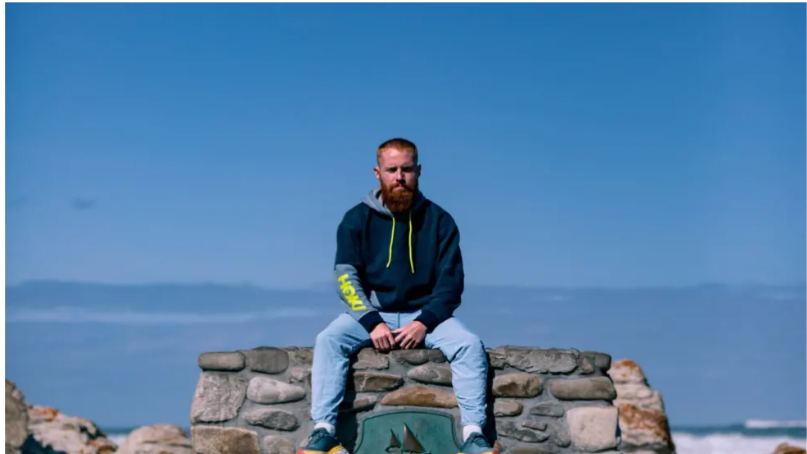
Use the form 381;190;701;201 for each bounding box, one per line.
370;321;426;353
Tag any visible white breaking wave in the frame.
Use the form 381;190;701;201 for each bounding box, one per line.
745;419;807;429
108;434;127;446
672;432;807;454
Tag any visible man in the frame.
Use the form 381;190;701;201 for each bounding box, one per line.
298;138;496;454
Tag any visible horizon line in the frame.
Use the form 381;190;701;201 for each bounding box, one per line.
6;278;806;292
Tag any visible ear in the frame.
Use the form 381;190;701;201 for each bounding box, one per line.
374;165;381;181
416;164;422;177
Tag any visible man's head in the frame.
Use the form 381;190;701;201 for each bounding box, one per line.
374;138;421;213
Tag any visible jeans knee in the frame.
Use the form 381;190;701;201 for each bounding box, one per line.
461;331;483;348
449;332;485;360
315;328;338;351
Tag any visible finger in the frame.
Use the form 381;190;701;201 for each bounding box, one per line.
400;336;410;349
391;328;402;334
402;334;413;349
373;337;382;351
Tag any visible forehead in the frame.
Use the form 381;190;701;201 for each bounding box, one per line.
378;148;416;167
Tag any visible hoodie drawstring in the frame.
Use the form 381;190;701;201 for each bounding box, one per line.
386;212;415;274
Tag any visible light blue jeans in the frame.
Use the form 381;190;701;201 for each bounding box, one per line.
311;310;488;429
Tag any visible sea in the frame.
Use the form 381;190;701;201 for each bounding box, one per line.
669;420;806;454
101;420;807;454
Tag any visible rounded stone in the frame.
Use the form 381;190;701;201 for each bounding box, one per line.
390;349;447;365
496;421;549;443
508;447;556;454
380;385;458;408
529;402;565;417
353;372;404;392
190;373;247;423
408;364;453;386
340;394;380;413
494;400;523;417
521;419;548;431
283;347;314;365
578;356;595;375
353;348;390;370
263;436;295;454
241;347;290;374
244;408;299;431
191;426;259;454
486;349;506;369
288;367;311;386
116;424;193;454
198;352;245;371
566;406;619;451
582;351;612;371
247;377;306;404
502;347;579;374
425;349;447;363
548;377;616;401
492;373;542;398
549;420;571;447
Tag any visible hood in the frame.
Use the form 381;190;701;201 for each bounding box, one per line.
362;187;426;217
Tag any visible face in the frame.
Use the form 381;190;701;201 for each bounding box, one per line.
374;147;421;213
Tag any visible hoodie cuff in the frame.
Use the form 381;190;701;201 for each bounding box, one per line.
415;310;441;331
358;311;384;333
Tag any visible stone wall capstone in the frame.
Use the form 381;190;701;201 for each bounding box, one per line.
189;346;622;454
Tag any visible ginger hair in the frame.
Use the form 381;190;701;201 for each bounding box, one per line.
377;138;418;164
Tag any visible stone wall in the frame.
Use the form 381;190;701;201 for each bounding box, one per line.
190;346;622;454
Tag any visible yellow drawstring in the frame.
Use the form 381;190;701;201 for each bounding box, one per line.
386;212;415;274
386;217;396;268
408;211;414;274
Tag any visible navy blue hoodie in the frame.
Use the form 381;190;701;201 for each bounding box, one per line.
333;187;464;332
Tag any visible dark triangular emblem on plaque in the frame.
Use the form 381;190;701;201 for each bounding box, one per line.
386;424;429;454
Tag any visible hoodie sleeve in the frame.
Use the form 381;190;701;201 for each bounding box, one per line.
415;213;464;331
334;209;384;332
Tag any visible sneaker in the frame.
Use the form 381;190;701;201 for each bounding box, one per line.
458;433;498;454
298;428;348;454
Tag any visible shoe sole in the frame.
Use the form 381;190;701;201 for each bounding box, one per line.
297;446;349;454
459;450;499;454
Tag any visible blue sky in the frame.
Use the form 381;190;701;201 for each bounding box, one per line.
6;3;805;288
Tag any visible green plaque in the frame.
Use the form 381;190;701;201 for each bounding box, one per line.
353;409;461;454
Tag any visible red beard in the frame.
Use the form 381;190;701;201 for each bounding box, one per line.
381;180;417;213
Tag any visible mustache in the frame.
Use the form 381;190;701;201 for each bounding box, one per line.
392;181;415;191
